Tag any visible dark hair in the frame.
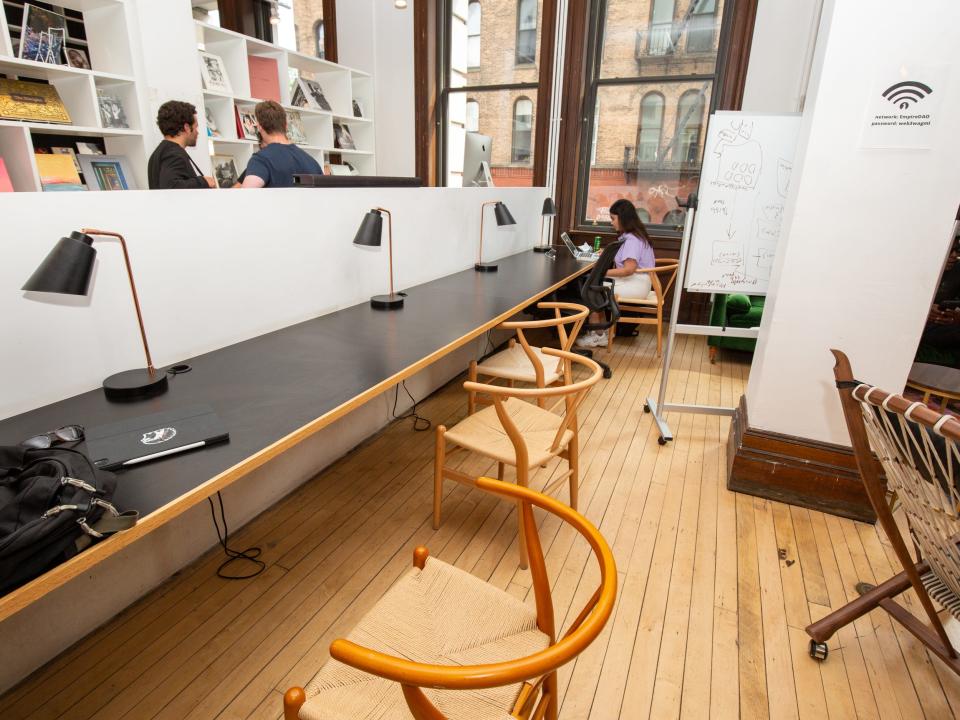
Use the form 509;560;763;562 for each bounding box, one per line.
156;100;197;137
609;199;652;245
255;100;287;135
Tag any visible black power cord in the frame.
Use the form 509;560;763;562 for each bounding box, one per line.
207;491;266;580
391;380;431;431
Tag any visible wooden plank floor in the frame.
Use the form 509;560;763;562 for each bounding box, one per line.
3;331;960;719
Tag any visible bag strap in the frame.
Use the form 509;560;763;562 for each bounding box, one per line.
74;504;139;552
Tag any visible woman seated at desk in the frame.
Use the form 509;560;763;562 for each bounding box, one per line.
576;199;655;348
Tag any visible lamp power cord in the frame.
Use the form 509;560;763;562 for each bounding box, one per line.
207;491;266;580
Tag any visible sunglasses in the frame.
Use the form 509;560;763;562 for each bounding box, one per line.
21;425;85;450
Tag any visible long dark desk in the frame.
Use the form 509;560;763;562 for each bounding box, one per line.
0;251;590;620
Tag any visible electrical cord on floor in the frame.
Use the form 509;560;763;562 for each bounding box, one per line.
392;380;431;431
207;491;266;580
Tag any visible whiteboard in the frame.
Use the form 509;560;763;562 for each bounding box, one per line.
684;111;801;294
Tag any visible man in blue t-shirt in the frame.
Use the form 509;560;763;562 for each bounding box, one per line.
238;100;323;188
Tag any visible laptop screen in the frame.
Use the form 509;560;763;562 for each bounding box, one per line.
560;232;579;256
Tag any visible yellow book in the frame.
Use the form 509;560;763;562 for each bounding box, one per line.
35;153;85;191
0;79;71;124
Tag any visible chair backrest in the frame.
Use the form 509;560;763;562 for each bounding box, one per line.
833;349;960;648
327;478;617;718
465;348;603;463
579;240;624;312
638;261;679;305
498;302;589;386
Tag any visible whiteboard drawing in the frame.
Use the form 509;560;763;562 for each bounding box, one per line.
684;111;801;295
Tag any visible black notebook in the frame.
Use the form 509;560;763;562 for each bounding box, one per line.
86;404;229;470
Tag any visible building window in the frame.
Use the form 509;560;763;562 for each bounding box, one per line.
686;0;717;53
516;0;537;65
314;19;325;58
512;97;533;162
637;92;664;162
466;99;479;132
647;0;676;56
675;90;705;164
467;1;481;69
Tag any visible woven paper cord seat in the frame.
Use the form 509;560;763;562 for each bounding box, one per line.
299;557;550;720
615;288;658;304
444;397;574;469
475;344;563;385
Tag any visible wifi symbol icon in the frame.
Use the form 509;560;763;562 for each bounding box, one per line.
882;80;933;110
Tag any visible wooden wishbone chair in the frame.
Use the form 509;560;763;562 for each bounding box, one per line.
611;258;679;356
283;478;617;720
468;301;589;414
436;348;602;568
804;349;960;675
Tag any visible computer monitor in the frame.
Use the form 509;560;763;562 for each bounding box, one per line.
462;132;494;187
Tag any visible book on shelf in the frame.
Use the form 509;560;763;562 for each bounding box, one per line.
212;155;239;188
97;90;129;129
248;56;280;102
76;141;104;155
19;4;67;66
236;104;258;141
78;155;136;190
36;153;86;191
0;158;13;192
0;79;71;124
205;106;220;137
51;146;81;173
333;122;355;150
285;111;307;145
199;51;232;94
291;78;331;112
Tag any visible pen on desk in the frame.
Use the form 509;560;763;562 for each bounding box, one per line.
122;441;206;466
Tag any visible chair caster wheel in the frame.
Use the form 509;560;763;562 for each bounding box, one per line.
657;437;668;446
808;639;828;661
602;368;612;379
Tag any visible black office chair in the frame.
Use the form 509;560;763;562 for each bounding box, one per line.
572;240;623;379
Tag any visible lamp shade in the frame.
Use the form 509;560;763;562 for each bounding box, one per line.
542;197;557;216
22;231;96;295
494;202;516;226
353;209;383;247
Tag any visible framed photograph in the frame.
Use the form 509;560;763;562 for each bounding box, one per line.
352;99;363;118
65;48;90;70
285;111;307;145
205;106;220;137
236;104;258;141
77;154;137;191
19;4;67;65
291;78;331;112
199;51;232;94
333;122;355;150
97;91;129;129
211;155;239;188
76;141;104;155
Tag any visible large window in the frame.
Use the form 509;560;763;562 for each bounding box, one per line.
313;20;325;59
440;0;545;187
577;0;730;230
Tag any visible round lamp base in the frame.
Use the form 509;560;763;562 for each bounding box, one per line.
474;263;499;273
103;368;169;402
370;293;404;310
532;246;551;253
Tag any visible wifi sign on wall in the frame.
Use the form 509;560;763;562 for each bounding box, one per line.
862;64;946;149
882;81;933;110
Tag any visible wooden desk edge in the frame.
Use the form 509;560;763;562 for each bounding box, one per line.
0;261;592;622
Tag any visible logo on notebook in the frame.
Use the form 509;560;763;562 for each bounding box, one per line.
141;427;177;445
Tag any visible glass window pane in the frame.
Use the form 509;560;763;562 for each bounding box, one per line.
276;1;325;58
600;0;725;79
516;0;537;64
452;0;543;86
583;81;712;225
445;88;537;187
467;1;481;67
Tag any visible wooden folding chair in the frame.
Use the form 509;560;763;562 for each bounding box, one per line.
611;258;679;356
437;348;602;569
283;479;617;720
467;301;589;414
805;349;960;675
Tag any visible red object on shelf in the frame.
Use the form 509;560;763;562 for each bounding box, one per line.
0;158;13;192
248;56;280;102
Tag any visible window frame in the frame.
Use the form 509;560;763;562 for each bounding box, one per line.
515;0;538;66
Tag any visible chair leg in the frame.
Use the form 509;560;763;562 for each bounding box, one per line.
709;345;718;364
544;671;559;720
516;468;529;570
656;316;663;357
568;441;579;512
467;361;478;415
284;687;306;720
433;425;446;530
497;462;505;480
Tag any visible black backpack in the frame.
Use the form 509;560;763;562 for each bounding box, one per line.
0;445;137;595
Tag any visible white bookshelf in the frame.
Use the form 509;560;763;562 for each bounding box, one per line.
0;0;145;191
195;21;376;179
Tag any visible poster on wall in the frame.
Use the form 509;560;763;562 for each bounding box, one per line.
861;63;949;149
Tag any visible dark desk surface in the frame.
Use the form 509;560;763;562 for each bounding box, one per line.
0;250;589;618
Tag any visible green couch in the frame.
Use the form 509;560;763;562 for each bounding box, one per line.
707;294;764;362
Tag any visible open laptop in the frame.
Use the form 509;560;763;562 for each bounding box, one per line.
561;232;601;262
86;404;229;470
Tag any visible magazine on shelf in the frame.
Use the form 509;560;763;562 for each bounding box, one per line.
212;155;239;188
19;4;67;65
285;111;308;145
248;56;280;102
236;104;258;141
333;122;355;150
51;146;81;173
0;158;13;192
0;79;70;124
97;91;129;129
36;153;85;191
205;106;220;137
291;78;331;112
65;48;90;69
199;51;232;94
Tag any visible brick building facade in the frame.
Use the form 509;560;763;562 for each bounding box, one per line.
292;0;325;59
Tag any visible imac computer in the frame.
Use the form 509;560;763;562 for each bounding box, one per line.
462;132;494;187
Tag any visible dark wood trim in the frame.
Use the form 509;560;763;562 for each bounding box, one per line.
414;0;438;185
216;0;258;37
323;0;338;63
715;0;758;110
531;0;559;186
727;396;876;524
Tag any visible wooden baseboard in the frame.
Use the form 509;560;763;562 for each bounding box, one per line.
726;396;876;523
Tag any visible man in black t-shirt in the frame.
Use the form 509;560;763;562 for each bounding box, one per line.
238;100;323;188
147;101;216;190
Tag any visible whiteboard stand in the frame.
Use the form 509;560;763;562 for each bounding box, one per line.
643;193;760;444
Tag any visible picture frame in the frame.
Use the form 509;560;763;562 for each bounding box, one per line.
198;51;232;94
285;111;308;145
211;154;239;188
19;4;67;65
352;99;363;119
65;48;90;70
97;91;129;129
291;78;331;112
77;154;136;191
236;104;258;141
333;122;355;150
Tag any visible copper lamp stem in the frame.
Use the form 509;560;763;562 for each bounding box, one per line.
375;207;394;296
82;228;156;375
480;201;497;264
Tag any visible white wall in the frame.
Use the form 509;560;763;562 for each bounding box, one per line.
745;0;960;444
336;0;416;176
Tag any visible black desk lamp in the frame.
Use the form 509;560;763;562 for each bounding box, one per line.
22;229;169;401
476;200;516;272
534;197;556;253
354;208;403;309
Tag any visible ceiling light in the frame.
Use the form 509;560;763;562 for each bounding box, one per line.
395;0;408;8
